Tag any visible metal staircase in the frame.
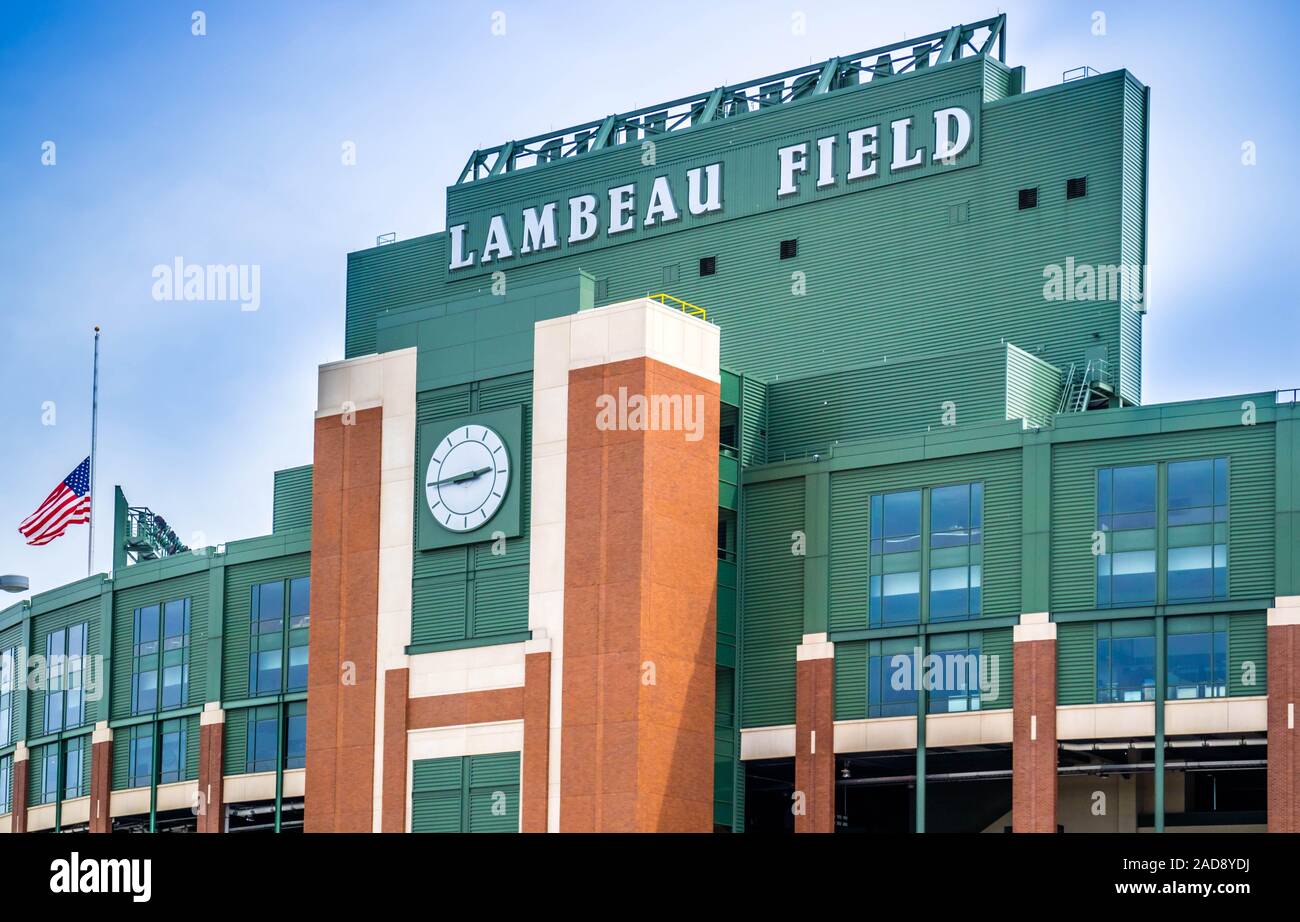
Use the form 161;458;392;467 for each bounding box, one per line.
1058;359;1113;415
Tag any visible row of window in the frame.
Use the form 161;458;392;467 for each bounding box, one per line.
1096;620;1230;703
1096;458;1229;607
863;633;985;717
869;481;983;626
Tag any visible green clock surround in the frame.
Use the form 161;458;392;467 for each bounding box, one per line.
417;404;524;551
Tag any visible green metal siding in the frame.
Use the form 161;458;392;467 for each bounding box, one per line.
740;478;804;727
827;449;1022;630
765;344;1011;460
1118;79;1148;404
833;640;867;720
1057;621;1096;706
351;69;1142;404
1005;345;1063;429
272;465;313;533
221;554;310;701
111;571;209;721
1050;423;1275;613
740;375;768;467
223;707;249;776
1228;611;1267;697
980;627;1013;710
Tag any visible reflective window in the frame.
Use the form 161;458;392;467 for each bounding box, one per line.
1096;635;1156;702
247;705;280;773
1167;629;1227;699
870;491;921;626
286;702;307;769
158;719;187;784
64;736;85;799
867;647;917;718
132;600;190;714
249;578;308;695
40;745;58;804
127;725;153;788
44;623;89;733
1096;465;1157;607
0;754;11;815
927;640;982;714
1166;458;1228;602
928;483;982;621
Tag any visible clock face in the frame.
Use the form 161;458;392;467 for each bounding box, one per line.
424;424;510;533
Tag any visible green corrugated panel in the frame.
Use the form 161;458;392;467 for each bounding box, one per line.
221;554;310;700
359;68;1141;404
1005;345;1063;429
1057;621;1096;705
828;472;870;632
346;235;443;359
0;621;25;744
272;465;313;533
741;478;804;727
80;735;91;795
1229;611;1267;697
826;449;1022;621
111;732;130;790
766;344;1009;458
980;628;1013;710
468;751;518;787
471;566;528;637
186;714;200;780
740;375;768;467
27;743;44;806
833;641;867;720
223;708;249;775
1050;425;1275;613
477;373;532;410
1118;79;1148;404
411;574;469;645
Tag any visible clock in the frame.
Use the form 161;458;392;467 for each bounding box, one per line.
425;424;510;532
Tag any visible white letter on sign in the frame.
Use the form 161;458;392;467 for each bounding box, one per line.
448;223;476;270
608;184;636;235
890;117;924;170
520;203;558;254
568;194;599;243
686;163;722;215
932;107;972;162
777;142;808;196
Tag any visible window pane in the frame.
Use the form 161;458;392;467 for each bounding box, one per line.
1168;460;1214;511
1111;550;1155;605
1112;465;1156;515
882;491;921;549
289;577;310;626
881;571;920;624
257;650;282;695
286;712;307;769
257;582;284;627
1168;546;1214;601
288;645;308;691
930;484;971;547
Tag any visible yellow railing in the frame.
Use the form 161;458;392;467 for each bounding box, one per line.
648;292;707;321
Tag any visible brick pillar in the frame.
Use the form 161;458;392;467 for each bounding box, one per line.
795;635;835;833
522;639;552;832
1012;613;1057;833
198;704;225;833
1268;598;1300;832
381;668;408;832
89;723;113;833
559;353;719;832
305;406;383;833
11;743;28;834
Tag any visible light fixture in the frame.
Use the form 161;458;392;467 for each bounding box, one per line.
0;574;29;594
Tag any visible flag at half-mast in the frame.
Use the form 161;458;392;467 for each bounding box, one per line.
19;457;92;546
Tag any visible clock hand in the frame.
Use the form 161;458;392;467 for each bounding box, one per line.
428;466;492;488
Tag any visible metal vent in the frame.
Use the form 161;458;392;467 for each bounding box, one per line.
1067;176;1087;199
779;238;798;259
1018;187;1038;210
700;256;717;276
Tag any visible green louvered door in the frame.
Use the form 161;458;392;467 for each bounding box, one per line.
411;752;520;833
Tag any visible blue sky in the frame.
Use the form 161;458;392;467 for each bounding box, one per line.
1;0;1296;599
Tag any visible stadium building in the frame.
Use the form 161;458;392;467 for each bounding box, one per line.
2;14;1297;834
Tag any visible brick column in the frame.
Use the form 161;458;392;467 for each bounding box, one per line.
559;353;719;832
198;704;225;833
11;743;29;834
522;639;552;833
89;723;113;833
1268;598;1300;832
380;668;408;832
1012;613;1057;833
305;405;383;833
795;634;835;833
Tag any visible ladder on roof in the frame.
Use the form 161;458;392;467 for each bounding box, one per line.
1058;360;1102;415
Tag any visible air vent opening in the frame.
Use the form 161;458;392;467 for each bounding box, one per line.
700;256;717;276
1018;187;1038;210
779;238;798;259
1067;176;1088;199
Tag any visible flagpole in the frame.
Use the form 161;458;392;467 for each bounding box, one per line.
87;326;100;576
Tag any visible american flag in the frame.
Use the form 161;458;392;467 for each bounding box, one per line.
19;457;92;547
